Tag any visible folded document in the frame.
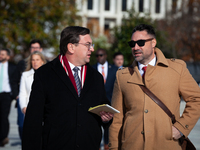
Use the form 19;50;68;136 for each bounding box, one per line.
88;104;120;116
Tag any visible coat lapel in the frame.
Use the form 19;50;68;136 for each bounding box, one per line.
51;57;78;99
80;64;94;98
123;61;144;85
105;64;112;86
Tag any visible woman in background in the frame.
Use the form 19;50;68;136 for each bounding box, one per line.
19;51;46;114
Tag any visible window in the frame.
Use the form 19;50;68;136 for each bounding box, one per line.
172;0;177;14
87;0;93;10
122;0;127;11
104;24;110;36
105;0;110;11
139;0;143;12
155;0;160;13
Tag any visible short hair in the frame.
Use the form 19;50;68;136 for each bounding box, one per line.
132;24;156;38
25;51;46;71
113;52;123;59
29;39;42;48
0;48;11;56
59;26;90;55
96;48;107;55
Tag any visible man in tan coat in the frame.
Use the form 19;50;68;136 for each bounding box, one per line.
109;24;200;150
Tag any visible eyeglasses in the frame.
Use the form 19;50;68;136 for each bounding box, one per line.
128;38;154;48
96;54;104;57
76;43;94;50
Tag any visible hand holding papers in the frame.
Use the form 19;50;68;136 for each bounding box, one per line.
88;104;120;116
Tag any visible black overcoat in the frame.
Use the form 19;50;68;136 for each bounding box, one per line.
22;56;110;150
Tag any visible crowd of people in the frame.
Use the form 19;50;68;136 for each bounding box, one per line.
0;24;200;150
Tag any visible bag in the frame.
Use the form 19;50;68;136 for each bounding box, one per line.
179;137;196;150
129;65;196;150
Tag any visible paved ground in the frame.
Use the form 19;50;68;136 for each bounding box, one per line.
1;100;200;150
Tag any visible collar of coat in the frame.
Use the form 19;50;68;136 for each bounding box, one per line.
121;48;169;85
24;68;35;77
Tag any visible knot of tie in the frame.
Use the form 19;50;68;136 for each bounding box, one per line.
142;66;147;78
73;67;81;97
73;66;79;72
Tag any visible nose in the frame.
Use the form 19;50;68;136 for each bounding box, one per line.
90;46;94;52
134;43;140;50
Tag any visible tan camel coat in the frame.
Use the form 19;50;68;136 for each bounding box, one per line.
109;48;200;150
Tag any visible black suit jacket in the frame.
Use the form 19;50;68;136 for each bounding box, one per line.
11;59;26;99
8;62;16;98
93;63;118;101
22;56;110;150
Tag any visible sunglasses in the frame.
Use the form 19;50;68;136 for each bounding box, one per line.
96;54;104;57
128;38;154;48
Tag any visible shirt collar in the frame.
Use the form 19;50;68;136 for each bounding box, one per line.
68;61;81;71
97;61;108;67
138;55;156;71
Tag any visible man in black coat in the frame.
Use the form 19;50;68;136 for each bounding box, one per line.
0;48;16;147
22;26;114;150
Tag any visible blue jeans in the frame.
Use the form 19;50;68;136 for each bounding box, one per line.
17;99;24;140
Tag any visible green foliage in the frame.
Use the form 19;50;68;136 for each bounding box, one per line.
0;0;81;60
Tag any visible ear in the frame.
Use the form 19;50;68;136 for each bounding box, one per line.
7;55;10;60
67;43;75;54
152;38;157;48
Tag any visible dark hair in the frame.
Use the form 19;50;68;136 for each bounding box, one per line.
96;48;107;55
0;48;11;56
29;39;42;48
132;24;156;38
59;26;90;55
113;52;123;59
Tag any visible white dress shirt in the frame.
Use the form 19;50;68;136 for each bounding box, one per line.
68;61;81;79
19;69;34;111
97;61;108;80
0;61;11;93
138;55;156;76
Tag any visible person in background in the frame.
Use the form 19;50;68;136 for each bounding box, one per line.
22;26;113;150
0;48;16;147
19;51;46;115
93;48;118;150
109;24;200;150
113;52;124;68
12;39;43;140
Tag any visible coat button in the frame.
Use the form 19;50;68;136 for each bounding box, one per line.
141;131;144;134
108;143;111;147
144;109;148;113
185;125;189;128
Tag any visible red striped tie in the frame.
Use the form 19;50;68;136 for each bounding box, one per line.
142;66;147;79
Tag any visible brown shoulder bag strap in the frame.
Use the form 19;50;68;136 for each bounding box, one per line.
128;66;176;123
139;85;176;124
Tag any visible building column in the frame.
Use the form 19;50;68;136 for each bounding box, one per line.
99;0;104;35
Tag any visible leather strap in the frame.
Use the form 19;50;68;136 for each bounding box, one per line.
128;66;176;123
139;85;176;124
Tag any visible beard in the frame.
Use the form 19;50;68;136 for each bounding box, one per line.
0;58;7;62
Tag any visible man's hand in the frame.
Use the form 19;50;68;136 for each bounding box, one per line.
100;111;114;122
172;126;182;140
22;107;27;114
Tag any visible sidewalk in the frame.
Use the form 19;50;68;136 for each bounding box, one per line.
1;101;21;150
2;101;200;150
